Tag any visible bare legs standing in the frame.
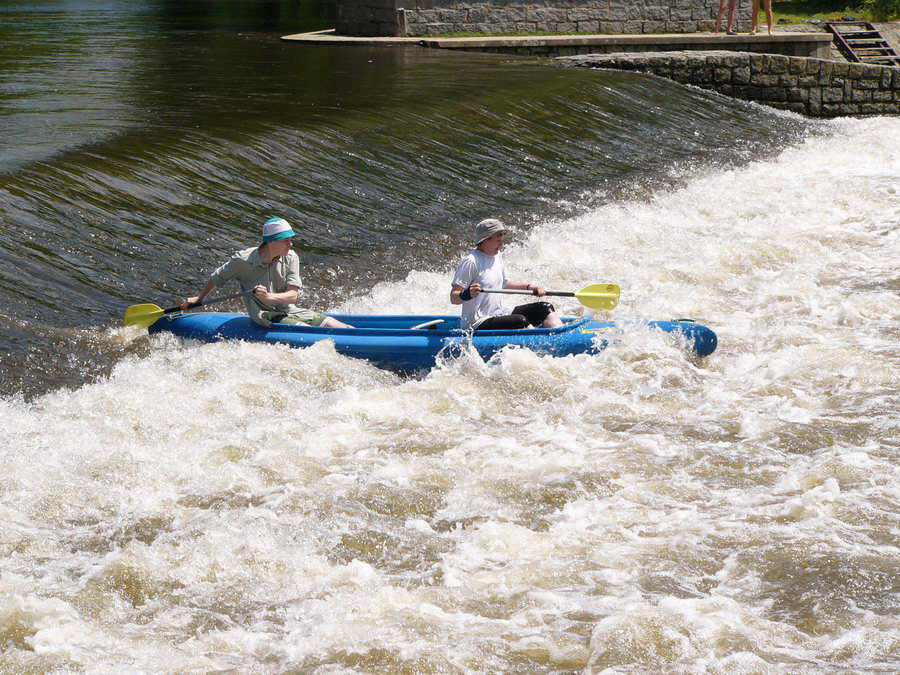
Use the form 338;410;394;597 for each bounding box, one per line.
750;0;773;35
716;0;739;35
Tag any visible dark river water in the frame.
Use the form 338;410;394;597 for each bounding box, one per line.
1;0;807;398
3;2;899;672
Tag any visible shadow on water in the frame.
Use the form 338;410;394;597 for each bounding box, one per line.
0;0;814;398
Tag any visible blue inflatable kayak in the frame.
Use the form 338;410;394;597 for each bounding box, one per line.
148;313;717;370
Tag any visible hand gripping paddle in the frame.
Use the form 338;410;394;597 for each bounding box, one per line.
123;290;252;330
479;283;620;311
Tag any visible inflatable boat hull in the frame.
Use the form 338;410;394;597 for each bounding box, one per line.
149;313;717;370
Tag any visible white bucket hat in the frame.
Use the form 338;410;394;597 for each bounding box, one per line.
474;218;506;244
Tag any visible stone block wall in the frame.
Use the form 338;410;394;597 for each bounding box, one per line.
338;0;402;37
560;51;900;117
422;34;832;59
336;0;752;37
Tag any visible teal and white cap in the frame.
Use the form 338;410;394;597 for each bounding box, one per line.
262;217;295;242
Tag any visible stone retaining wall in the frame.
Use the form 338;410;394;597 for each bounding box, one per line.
338;0;400;36
336;0;751;37
421;33;831;59
559;51;900;117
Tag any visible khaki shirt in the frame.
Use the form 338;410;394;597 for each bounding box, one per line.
210;247;304;326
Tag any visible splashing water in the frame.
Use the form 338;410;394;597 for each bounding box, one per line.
1;116;897;671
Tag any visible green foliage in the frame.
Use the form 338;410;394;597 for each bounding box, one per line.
855;0;900;20
772;0;899;21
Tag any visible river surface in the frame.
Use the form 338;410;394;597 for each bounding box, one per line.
1;1;898;671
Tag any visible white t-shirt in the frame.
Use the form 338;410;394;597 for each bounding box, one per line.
452;249;509;329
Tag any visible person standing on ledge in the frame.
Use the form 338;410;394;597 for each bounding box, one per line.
750;0;773;35
715;0;739;35
450;218;562;331
182;217;354;329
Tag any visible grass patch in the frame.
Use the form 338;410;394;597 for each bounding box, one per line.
772;1;899;22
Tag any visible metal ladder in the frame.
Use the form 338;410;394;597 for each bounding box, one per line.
825;21;900;66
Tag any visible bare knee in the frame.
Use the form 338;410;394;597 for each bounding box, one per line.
542;312;563;328
322;317;354;329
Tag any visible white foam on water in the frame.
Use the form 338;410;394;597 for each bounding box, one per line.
1;117;898;671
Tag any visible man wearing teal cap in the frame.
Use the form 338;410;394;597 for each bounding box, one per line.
182;217;354;328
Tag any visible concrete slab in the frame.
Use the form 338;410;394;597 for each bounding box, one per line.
419;32;831;50
281;29;420;44
282;29;832;52
875;22;900;55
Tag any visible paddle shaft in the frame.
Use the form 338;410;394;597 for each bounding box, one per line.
480;289;578;298
163;290;253;314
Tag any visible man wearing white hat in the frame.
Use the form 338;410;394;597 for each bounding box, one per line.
450;218;562;331
182;217;353;328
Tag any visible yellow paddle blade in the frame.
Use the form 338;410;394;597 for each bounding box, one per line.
123;303;165;329
575;283;621;311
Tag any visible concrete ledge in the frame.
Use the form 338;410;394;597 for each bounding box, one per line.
421;32;829;49
559;51;900;118
282;29;421;44
282;30;833;59
423;32;831;58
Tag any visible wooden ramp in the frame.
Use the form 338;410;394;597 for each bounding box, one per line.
825;21;900;66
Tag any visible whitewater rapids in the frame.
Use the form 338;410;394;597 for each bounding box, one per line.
1;117;897;671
